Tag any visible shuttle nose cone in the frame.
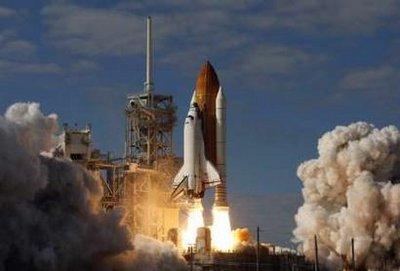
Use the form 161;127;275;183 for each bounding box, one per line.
195;61;220;94
190;90;197;106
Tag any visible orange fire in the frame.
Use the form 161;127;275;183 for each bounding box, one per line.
181;203;238;252
182;202;204;249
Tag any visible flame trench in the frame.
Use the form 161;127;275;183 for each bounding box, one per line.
211;206;234;251
182;203;204;248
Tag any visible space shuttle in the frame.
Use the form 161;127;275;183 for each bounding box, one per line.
171;91;221;200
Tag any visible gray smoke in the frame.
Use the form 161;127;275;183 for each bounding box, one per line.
294;122;400;270
103;235;188;271
0;102;187;271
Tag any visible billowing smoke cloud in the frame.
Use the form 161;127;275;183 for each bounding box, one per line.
105;235;187;271
0;102;187;271
294;122;400;270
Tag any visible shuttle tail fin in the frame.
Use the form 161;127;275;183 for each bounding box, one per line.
171;165;188;200
204;160;221;188
172;165;186;186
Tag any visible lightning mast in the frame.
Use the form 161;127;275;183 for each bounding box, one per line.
145;16;154;107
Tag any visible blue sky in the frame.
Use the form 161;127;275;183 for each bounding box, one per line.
1;0;400;246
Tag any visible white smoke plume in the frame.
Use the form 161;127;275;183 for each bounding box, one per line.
0;102;187;271
294;122;400;270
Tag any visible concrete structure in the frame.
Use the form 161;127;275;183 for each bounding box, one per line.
185;246;315;271
88;159;126;211
56;123;91;165
55;124;127;211
57;122;179;240
124;158;180;239
196;227;212;254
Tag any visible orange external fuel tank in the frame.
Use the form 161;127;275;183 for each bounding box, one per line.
195;61;220;165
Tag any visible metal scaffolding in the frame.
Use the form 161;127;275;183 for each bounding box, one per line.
125;92;176;166
87;159;126;210
124;17;176;166
124;158;181;239
123;17;179;240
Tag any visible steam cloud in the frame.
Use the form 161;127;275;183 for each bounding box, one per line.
294;122;400;270
0;102;187;271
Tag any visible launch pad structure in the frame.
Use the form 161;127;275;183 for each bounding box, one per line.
54;16;318;271
125;92;175;166
123;16;180;240
57;17;180;242
57;118;180;241
124;16;175;167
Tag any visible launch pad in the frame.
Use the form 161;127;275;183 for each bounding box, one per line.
55;16;315;271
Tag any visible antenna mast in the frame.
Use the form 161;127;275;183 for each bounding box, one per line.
145;16;154;106
125;16;175;166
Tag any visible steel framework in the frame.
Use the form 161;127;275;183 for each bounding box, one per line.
124;158;181;239
123;17;179;240
125;92;176;165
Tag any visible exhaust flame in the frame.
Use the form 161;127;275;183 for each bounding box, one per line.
182;202;204;249
233;227;252;246
211;206;234;251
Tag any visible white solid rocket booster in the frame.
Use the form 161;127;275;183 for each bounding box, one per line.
215;87;228;207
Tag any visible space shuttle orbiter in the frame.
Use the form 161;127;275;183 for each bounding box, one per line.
171;91;221;200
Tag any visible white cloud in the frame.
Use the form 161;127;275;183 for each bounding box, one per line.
41;3;249;57
40;2;252;77
70;59;101;72
42;5;145;56
341;65;400;91
0;59;63;75
0;30;62;76
0;30;37;58
39;1;399;89
0;6;17;18
0;29;62;76
234;44;317;75
221;43;325;89
248;0;400;35
0;40;36;56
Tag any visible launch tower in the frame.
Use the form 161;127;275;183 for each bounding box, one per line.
124;17;179;239
125;17;176;166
